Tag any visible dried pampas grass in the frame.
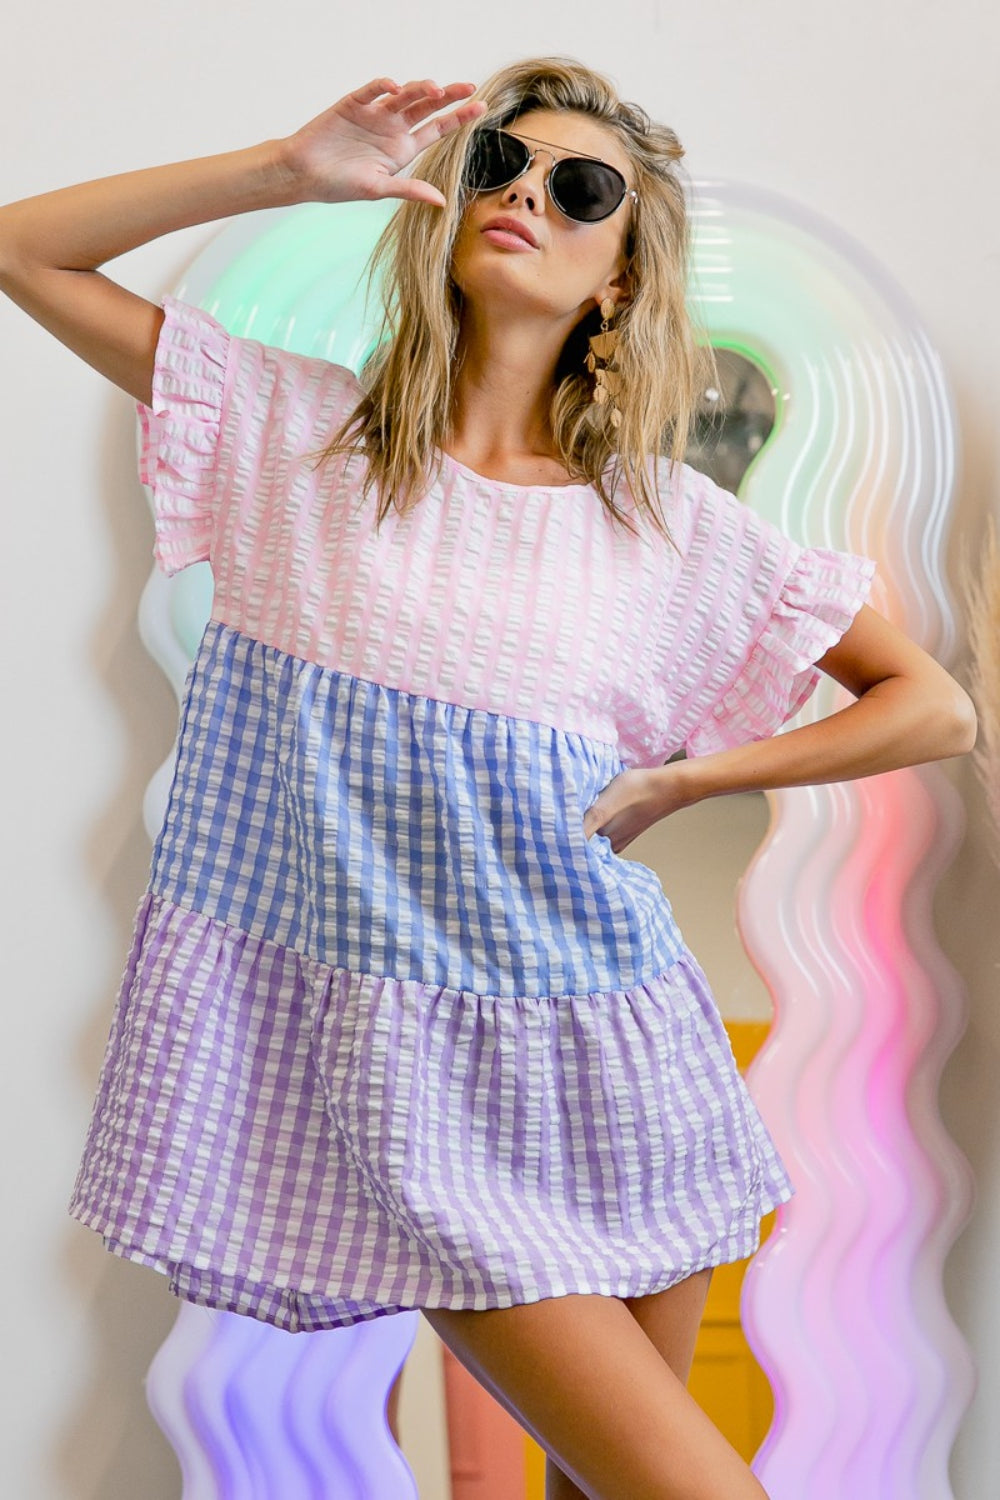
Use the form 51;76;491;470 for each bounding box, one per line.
961;514;1000;866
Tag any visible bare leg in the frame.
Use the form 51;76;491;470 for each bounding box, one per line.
622;1269;716;1384
422;1282;768;1500
543;1270;719;1500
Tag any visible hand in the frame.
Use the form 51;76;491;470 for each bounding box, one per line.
582;764;697;855
279;76;487;208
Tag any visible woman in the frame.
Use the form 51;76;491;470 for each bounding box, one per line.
0;55;976;1500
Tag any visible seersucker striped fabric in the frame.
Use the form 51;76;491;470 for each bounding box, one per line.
85;891;786;1330
149;618;685;995
69;296;878;1331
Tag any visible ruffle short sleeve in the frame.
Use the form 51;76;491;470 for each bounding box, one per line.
686;542;878;757
651;465;878;761
136;295;232;577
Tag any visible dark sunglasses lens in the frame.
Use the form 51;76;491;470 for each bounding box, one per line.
550;159;626;222
466;130;529;192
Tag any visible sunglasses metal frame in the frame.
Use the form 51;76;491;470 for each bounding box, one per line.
465;127;639;224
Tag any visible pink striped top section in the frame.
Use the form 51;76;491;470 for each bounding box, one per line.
137;296;877;767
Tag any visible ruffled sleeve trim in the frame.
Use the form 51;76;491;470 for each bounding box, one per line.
136;295;232;577
685;546;878;757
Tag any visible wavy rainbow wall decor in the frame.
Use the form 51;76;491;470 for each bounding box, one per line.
135;182;974;1497
145;1293;420;1498
685;181;975;1498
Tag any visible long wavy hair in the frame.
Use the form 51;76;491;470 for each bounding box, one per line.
304;55;717;547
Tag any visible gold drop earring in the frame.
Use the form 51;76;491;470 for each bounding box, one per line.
586;296;623;429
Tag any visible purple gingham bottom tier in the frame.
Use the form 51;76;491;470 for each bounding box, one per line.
69;888;792;1333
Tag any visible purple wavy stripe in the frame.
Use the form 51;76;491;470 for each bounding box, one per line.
146;1301;419;1498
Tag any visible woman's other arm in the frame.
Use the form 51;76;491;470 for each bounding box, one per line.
673;603;977;804
583;606;978;851
0;77;484;407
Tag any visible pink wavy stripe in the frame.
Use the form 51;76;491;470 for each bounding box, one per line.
740;767;974;1497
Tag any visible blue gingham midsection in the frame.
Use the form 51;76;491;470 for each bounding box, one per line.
150;620;685;997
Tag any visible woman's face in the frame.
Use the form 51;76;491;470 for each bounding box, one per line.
449;107;635;330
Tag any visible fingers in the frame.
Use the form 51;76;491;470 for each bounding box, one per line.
351;77;402;104
392;80;478;120
354;75;483;128
385;179;448;209
406;96;488;155
344;75;486;208
381;77;446;114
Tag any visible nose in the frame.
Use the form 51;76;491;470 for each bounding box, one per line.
501;150;555;213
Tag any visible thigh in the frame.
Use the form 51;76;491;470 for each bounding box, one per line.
622;1267;714;1384
546;1271;716;1499
422;1291;766;1500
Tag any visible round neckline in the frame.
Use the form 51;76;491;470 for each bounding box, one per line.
436;446;596;494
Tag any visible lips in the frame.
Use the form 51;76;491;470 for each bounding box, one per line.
481;215;539;248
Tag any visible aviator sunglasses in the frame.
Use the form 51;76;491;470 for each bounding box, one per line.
464;127;639;225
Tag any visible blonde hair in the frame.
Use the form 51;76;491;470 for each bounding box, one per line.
305;55;716;547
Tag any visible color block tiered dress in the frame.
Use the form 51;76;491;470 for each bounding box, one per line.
68;296;877;1332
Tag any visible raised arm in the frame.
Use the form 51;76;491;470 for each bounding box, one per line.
0;77;485;406
0;143;301;406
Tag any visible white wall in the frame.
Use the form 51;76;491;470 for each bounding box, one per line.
2;4;998;1495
